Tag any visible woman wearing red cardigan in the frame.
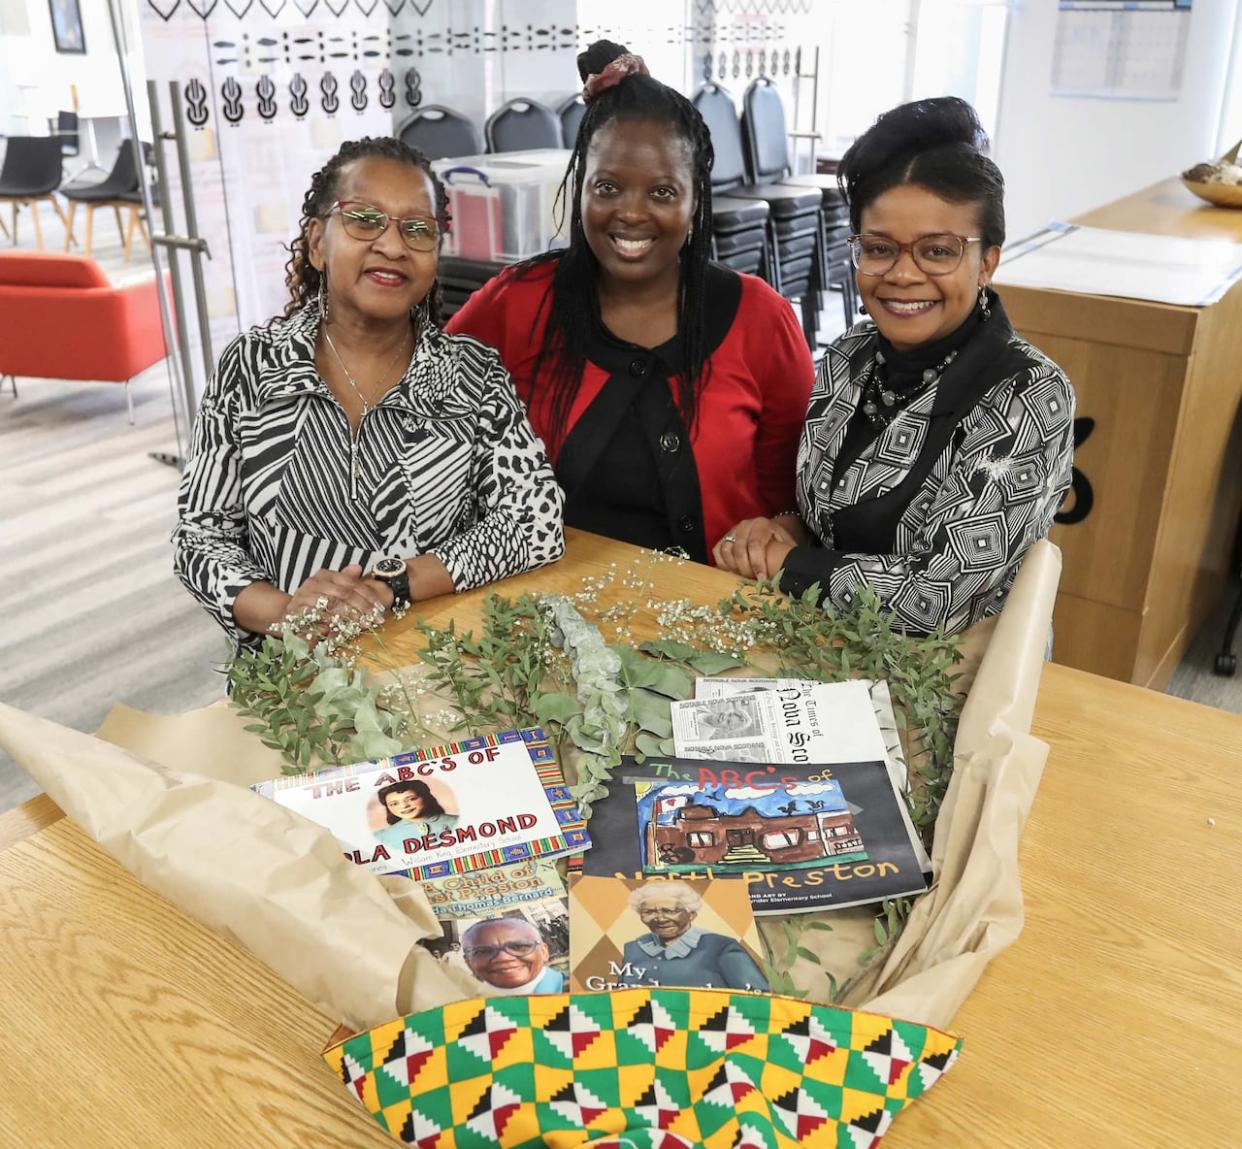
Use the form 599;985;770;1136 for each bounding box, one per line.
446;41;813;565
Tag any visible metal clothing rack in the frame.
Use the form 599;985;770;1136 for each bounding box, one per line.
789;45;820;175
107;0;214;470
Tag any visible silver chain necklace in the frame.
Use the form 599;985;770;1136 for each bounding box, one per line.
321;324;411;416
320;322;412;499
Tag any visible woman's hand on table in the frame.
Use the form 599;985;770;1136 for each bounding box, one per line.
285;565;393;625
714;515;805;581
234;565;392;638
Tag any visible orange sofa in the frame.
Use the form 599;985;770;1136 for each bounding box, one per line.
0;251;168;422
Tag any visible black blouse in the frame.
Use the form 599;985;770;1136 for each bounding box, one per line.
555;266;743;563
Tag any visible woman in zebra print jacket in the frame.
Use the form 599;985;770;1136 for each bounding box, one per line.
716;99;1074;637
173;138;564;648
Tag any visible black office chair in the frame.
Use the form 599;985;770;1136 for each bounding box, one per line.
556;93;586;148
397;106;483;161
1213;504;1242;675
484;98;561;153
741;76;852;330
693;82;823;346
0;136;68;249
53;111;80;157
61;140;148;260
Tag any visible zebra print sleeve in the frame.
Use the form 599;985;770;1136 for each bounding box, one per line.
171;337;270;642
430;354;565;590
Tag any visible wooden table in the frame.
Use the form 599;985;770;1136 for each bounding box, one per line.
1001;178;1242;688
1;536;1240;1147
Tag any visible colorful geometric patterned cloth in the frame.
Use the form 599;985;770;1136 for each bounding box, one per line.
324;988;961;1147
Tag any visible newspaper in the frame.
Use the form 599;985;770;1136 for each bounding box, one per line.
694;677;909;791
672;679;886;766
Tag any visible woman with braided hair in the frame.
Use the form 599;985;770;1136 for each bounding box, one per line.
446;41;813;564
173;136;564;649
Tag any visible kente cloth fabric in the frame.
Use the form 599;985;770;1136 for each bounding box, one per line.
323;987;961;1147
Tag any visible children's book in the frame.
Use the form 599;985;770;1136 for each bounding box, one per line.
416;857;566;920
253;728;590;879
569;875;768;993
581;755;928;914
419;895;571;997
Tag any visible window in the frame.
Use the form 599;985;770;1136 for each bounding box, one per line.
687;831;715;848
762;828;803;850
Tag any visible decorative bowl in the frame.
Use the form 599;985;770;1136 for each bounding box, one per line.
1181;178;1242;208
1182;139;1242;208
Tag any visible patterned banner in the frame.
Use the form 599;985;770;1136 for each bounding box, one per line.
325;987;962;1146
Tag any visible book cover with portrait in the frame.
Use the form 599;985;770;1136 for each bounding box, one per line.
419;895;571;997
568;875;768;994
252;728;590;879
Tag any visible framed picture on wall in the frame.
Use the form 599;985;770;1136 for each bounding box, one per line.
49;0;86;55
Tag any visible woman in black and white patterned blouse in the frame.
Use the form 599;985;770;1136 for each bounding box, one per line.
717;98;1074;636
173;137;564;648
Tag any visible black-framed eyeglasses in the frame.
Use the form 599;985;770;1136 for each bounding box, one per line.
463;940;539;961
328;200;440;252
848;232;983;277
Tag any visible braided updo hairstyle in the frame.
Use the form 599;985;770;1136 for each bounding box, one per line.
837;97;1005;249
282;136;451;320
526;39;716;452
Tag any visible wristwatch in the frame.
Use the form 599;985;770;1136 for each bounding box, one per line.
371;556;412;610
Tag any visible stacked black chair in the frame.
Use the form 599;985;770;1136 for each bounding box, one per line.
0;136;68;249
398;106;483;161
53;111;80;157
742;76;853;328
61;139;148;261
438;255;507;322
709;194;769;278
693;83;823;347
556;94;586;148
485;99;561;153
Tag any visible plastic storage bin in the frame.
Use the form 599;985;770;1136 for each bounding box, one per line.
432;150;571;263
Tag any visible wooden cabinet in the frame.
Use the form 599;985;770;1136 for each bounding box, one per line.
1001;179;1242;687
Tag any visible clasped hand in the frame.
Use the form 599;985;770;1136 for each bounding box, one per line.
284;563;394;627
713;517;799;581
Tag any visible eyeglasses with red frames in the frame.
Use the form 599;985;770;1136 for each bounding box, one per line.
327;200;441;252
848;232;983;277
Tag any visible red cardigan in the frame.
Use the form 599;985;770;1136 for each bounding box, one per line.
445;260;814;560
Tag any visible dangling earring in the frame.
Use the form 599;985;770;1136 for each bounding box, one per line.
683;225;694;249
859;302;867;315
412;289;433;334
978;283;991;321
317;274;329;324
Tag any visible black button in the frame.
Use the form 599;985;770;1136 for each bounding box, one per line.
629;359;648;377
678;514;697;533
659;431;680;453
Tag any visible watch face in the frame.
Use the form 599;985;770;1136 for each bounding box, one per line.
374;557;404;579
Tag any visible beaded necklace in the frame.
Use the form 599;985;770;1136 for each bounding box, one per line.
860;346;960;431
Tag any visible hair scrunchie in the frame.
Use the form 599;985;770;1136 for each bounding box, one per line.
582;52;650;102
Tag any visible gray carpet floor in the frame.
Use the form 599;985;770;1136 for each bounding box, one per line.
1;231;1239;815
0;229;229;812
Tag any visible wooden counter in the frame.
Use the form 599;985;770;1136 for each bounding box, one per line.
1001;178;1242;686
1;536;1240;1146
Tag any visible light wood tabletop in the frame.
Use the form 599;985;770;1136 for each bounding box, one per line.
1;533;1239;1147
